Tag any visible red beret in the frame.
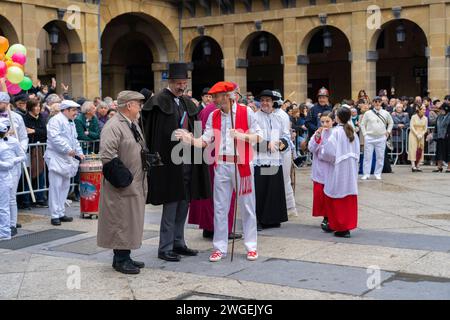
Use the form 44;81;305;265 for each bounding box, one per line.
208;81;236;95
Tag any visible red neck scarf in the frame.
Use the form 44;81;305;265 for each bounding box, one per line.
212;104;253;195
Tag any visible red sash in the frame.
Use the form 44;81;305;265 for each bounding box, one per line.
212;104;253;195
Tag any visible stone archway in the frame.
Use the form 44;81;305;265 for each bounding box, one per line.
37;20;84;98
0;15;19;44
372;19;428;98
101;13;178;98
304;26;351;104
188;36;224;99
242;31;284;97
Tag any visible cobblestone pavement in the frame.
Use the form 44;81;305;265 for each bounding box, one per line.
1;166;449;300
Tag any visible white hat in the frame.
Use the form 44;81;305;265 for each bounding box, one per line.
0;122;8;133
342;104;352;109
0;92;10;104
60;100;80;110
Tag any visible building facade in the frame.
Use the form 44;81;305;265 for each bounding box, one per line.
0;0;449;103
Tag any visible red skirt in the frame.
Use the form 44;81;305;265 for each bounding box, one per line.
324;194;358;232
312;182;327;217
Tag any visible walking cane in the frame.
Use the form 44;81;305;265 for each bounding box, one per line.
229;100;239;262
7;108;36;203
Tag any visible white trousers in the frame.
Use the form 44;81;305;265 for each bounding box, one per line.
48;171;71;220
281;151;296;211
213;164;257;255
9;165;21;227
363;135;387;176
0;180;12;240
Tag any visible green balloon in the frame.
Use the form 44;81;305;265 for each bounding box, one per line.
19;76;33;91
6;44;27;58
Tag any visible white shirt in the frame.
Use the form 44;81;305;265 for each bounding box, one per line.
45;112;82;157
202;103;263;159
253;110;288;166
360;108;394;138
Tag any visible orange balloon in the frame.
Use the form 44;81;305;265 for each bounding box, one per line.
0;53;4;61
0;36;9;53
5;61;23;70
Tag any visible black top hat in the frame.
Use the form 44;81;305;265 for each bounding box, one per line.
168;63;189;80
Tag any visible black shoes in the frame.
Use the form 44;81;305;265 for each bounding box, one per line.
158;251;181;262
228;232;243;240
257;223;263;232
433;168;443;173
173;246;198;256
16;223;22;229
113;259;145;270
60;216;73;222
321;218;333;233
334;231;351;238
202;230;214;239
33;201;49;208
10;227;17;237
51;216;73;226
113;259;140;274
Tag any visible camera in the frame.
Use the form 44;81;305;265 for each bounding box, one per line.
141;148;163;171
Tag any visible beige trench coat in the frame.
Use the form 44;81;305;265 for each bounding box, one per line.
97;113;148;250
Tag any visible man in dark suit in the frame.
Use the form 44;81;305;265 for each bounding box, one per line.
142;63;211;262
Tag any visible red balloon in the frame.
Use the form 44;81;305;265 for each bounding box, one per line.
0;61;6;78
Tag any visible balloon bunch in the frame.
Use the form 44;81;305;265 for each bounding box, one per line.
0;36;33;95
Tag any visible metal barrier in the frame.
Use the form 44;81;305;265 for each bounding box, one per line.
16;140;100;198
386;126;436;165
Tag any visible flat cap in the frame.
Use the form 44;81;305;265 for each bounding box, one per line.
117;91;145;107
60;100;80;110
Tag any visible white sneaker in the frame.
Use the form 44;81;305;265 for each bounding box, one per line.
361;175;370;180
375;175;382;180
209;250;224;262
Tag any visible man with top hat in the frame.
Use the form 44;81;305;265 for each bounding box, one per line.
97;91;148;275
175;81;263;262
305;87;333;138
45;100;85;226
142;63;211;262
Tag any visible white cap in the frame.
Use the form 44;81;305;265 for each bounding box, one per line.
0;92;10;104
60;100;80;110
0;122;8;133
342;104;352;109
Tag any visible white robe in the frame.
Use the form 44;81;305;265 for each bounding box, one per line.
318;126;360;198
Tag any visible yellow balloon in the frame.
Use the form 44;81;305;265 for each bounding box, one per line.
6;44;27;58
6;66;24;84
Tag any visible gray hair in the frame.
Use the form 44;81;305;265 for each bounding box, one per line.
46;94;62;106
81;101;95;114
97;101;108;110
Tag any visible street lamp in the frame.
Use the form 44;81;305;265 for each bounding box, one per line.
396;24;406;43
202;40;211;56
323;28;332;48
48;25;59;46
259;35;268;55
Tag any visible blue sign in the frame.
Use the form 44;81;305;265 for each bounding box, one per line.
162;71;169;81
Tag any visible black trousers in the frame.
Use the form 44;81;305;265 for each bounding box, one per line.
113;249;131;263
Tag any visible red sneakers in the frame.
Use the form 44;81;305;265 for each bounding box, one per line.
247;251;258;261
209;250;223;262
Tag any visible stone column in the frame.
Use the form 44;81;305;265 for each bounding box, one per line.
351;11;376;100
152;62;168;94
283;17;299;101
21;3;38;82
102;65;125;98
223;23;246;91
428;3;449;99
84;12;100;99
